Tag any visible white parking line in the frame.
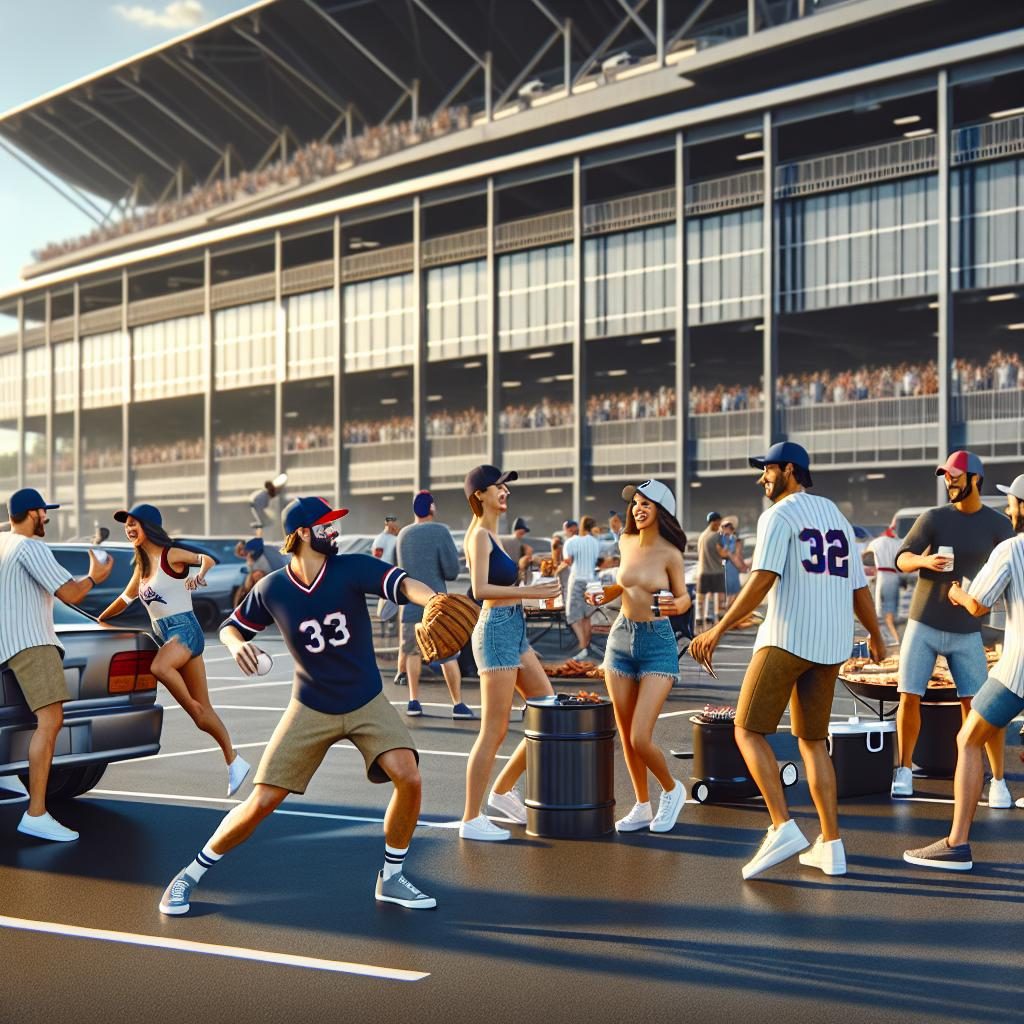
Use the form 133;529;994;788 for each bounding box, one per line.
121;743;508;763
0;915;428;981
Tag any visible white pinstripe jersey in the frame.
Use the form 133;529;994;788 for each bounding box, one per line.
751;491;868;665
968;534;1024;697
0;534;74;664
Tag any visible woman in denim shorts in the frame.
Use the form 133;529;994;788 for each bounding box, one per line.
100;503;251;796
459;465;561;842
588;480;691;835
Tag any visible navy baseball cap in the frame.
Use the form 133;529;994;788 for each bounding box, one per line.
464;464;518;499
706;511;722;523
114;502;162;526
413;490;435;517
282;496;349;535
244;538;265;558
749;442;813;486
513;516;530;533
8;488;59;518
936;450;984;478
562;519;578;530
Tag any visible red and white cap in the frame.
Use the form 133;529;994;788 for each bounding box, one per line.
935;450;984;478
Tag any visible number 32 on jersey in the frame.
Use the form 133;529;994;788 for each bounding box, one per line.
799;528;850;578
299;611;351;653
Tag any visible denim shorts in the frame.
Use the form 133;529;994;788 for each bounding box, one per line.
874;572;900;617
898;619;986;698
603;614;678;683
154;611;205;659
971;675;1024;730
471;604;531;672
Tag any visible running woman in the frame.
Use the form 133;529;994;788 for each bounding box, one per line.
99;503;250;797
690;443;886;879
158;496;439;914
587;479;691;834
460;465;561;841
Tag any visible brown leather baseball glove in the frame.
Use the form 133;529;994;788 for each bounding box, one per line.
415;593;480;662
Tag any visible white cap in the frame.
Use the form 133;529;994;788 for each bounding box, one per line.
996;474;1024;501
622;479;677;518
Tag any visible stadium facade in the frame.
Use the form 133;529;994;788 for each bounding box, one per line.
1;0;1023;539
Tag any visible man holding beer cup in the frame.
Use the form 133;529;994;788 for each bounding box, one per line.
892;451;1014;802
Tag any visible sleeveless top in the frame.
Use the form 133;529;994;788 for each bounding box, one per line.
487;534;519;586
138;548;194;622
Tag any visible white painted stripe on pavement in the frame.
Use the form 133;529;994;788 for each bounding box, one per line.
118;743;508;763
0;914;428;981
658;709;707;719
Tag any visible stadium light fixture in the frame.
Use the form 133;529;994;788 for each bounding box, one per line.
545;487;563;494
1007;323;1024;330
503;380;522;388
537;376;555;384
866;473;887;480
903;128;933;138
528;350;554;359
554;373;574;381
893;115;921;125
382;496;395;502
601;52;634;74
989;106;1024;119
380;397;399;405
463;361;482;368
690;481;702;488
517;80;545;99
987;293;1017;302
607;369;628;377
284;410;299;418
927;301;940;309
641;337;661;345
427;394;443;401
736;150;764;161
743;130;763;140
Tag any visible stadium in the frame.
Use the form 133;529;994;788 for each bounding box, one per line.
1;0;1022;538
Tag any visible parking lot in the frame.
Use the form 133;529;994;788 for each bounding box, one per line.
2;622;1022;1024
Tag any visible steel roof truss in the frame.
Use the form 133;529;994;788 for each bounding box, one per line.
573;0;651;86
432;62;481;120
408;0;487;69
29;111;137;192
0;135;106;225
69;97;178;178
495;27;565;111
666;0;718;52
616;0;656;46
117;76;223;157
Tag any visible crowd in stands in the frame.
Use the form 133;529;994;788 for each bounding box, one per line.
500;401;575;430
427;408;486;437
953;351;1022;393
343;417;415;444
34;108;471;263
587;388;677;422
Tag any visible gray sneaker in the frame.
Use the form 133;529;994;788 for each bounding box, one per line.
159;868;199;915
903;838;973;871
374;870;437;909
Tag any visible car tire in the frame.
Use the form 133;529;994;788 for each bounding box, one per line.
193;599;219;632
19;762;108;801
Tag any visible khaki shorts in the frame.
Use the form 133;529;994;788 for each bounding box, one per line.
735;646;841;741
254;691;418;792
8;645;69;713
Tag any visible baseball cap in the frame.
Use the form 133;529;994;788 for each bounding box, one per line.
8;488;60;518
244;537;265;558
114;502;162;526
464;464;518;499
996;474;1024;501
412;490;435;517
749;441;813;486
706;511;722;524
562;519;578;530
282;496;349;535
621;479;677;518
936;450;984;478
383;515;398;523
513;516;530;533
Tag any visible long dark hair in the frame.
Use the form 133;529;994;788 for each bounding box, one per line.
623;501;687;554
131;519;214;578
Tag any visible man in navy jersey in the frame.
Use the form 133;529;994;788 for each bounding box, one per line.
159;496;439;915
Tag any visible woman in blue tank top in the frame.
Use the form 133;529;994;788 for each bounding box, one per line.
459;465;561;842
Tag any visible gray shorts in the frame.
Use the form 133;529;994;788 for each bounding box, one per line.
874;572;900;617
898;619;987;698
471;604;531;672
566;577;597;625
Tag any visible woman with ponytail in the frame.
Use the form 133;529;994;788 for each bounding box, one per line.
587;480;691;835
99;503;250;796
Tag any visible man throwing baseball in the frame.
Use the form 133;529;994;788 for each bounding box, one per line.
159;496;440;915
690;442;886;880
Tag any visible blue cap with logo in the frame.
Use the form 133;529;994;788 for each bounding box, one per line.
7;488;60;518
749;441;813;486
114;502;163;526
413;490;435;517
244;538;265;558
282;496;348;535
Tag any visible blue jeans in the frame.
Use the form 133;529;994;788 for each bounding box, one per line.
471;604;531;672
154;611;205;658
603;615;679;683
897;619;986;698
972;676;1024;730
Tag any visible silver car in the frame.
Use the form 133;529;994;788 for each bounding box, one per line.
0;602;162;800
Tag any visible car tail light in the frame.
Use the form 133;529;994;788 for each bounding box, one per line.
109;650;157;693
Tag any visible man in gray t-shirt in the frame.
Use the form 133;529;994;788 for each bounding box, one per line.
696;512;728;627
891;451;1015;801
395;492;473;720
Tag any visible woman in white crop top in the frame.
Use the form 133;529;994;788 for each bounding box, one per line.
99;503;250;796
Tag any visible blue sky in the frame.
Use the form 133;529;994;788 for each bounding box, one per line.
0;0;248;303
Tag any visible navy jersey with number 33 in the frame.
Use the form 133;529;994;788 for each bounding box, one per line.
226;554;408;714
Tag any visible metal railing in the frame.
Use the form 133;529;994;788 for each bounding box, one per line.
342;244;414;283
685;171;765;216
211;272;275;310
283;447;335;467
128;287;205;327
955;388;1024;457
422;228;487;268
782;394;938;432
584;188;675;236
690;408;763;439
590;417;677;479
51;316;74;343
281;260;333;296
79;307;122;335
952;114;1024;165
495;211;573;253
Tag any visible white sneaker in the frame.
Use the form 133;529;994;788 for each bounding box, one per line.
227;754;251;797
17;810;79;842
616;801;654;832
488;787;527;825
574;648;590;660
987;778;1012;808
798;835;847;876
741;819;809;880
1016;796;1024;809
891;766;914;797
650;780;686;833
459;814;510;841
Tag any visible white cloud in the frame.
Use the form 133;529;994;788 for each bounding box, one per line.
113;1;206;30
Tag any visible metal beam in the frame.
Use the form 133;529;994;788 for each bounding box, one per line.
616;0;656;47
529;0;564;33
936;68;952;497
117;75;223;156
432;62;481;119
666;0;716;51
574;0;650;86
29;112;137;191
409;0;487;68
70;96;178;176
495;27;563;111
0;135;106;225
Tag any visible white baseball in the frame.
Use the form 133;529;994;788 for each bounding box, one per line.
255;652;273;676
91;548;110;564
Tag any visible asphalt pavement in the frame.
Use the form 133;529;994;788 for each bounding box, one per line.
1;616;1022;1024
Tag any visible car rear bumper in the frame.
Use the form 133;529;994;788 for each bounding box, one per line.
0;704;163;775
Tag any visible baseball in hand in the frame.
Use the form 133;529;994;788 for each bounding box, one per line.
91;548;110;564
255;652;273;676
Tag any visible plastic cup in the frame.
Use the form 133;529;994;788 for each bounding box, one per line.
651;590;672;616
937;545;954;572
586;581;605;604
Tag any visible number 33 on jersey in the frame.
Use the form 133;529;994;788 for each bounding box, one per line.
751;491;867;665
226;554;408;714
